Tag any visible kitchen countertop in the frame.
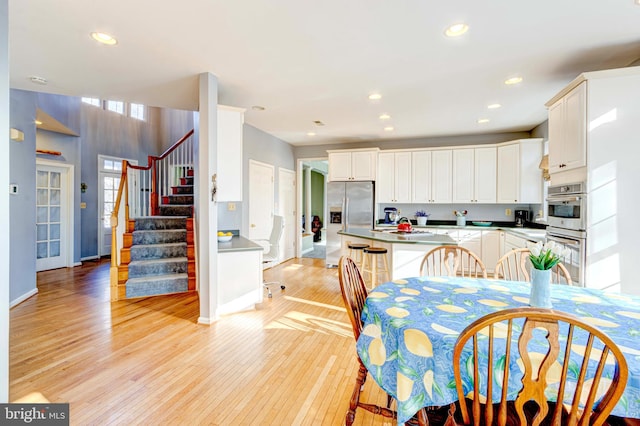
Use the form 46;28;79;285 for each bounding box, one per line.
375;223;546;242
218;236;264;253
338;228;457;245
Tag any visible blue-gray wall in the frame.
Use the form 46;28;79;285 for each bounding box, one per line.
9;90;37;303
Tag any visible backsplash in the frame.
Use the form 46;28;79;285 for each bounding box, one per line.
378;203;542;223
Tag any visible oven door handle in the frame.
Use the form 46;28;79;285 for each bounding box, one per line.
547;234;581;246
547;196;582;203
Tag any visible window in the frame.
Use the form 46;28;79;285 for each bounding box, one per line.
106;100;125;115
101;158;123;172
130;103;145;121
82;97;101;107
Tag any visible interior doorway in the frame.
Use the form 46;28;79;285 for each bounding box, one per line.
36;160;74;271
278;167;296;262
248;160;275;243
298;159;328;260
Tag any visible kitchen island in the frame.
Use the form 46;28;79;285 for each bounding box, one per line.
217;236;264;315
338;228;457;279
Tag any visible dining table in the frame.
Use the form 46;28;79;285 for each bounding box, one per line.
356;276;640;425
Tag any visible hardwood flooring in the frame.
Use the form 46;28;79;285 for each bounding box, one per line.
10;257;395;425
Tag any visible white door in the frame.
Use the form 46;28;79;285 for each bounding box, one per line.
279;167;296;261
98;156;137;257
36;163;72;271
249;160;275;241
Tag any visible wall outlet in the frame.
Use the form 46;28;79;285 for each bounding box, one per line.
227;202;236;211
505;208;512;216
9;184;18;194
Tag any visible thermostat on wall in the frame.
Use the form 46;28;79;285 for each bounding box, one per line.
9;184;18;194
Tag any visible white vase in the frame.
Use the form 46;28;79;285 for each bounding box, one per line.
416;216;427;226
530;268;552;308
456;216;466;226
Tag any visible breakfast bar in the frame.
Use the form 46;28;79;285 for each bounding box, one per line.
337;228;457;279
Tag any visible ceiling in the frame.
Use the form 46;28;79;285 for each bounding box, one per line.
9;1;640;147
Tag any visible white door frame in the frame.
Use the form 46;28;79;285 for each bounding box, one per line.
278;167;296;261
248;159;275;243
296;157;328;258
97;155;137;258
36;159;74;269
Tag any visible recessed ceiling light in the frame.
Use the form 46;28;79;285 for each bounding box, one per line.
487;103;502;109
636;0;640;5
445;23;469;37
90;32;117;45
368;93;382;100
313;120;325;127
384;126;394;131
251;105;265;111
379;113;391;120
477;118;490;124
307;132;316;136
29;76;47;85
35;120;43;125
504;76;523;85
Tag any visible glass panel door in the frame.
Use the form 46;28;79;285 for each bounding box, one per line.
36;165;68;271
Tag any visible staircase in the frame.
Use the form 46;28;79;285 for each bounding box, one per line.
117;169;196;299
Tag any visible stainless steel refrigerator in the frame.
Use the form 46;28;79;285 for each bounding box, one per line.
325;181;375;267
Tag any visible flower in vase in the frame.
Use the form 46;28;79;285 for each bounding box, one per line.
527;241;571;270
415;210;430;218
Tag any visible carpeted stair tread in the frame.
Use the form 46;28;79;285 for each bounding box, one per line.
125;273;189;298
130;242;187;261
132;229;186;245
134;217;187;230
158;205;193;216
162;195;194;204
128;257;188;278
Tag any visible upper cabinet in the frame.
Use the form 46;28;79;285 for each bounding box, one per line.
452;147;496;203
496;139;543;204
377;151;411;203
327;148;378;182
547;81;587;174
217;105;245;201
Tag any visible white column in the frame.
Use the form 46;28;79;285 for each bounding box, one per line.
196;72;219;324
305;166;312;231
0;0;9;402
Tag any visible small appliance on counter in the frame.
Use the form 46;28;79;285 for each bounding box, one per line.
384;207;398;224
515;210;529;227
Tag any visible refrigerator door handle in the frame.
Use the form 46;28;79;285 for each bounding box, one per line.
343;197;348;231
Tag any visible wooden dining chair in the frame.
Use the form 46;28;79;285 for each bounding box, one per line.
452;307;628;426
338;256;430;426
495;248;573;285
419;246;487;278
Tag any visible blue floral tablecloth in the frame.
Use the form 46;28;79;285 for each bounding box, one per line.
356;276;640;425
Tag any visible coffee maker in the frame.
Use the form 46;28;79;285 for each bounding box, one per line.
384;207;398;224
514;210;529;227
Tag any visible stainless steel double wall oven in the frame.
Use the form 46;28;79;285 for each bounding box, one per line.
546;182;587;285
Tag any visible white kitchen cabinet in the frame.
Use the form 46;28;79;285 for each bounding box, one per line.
452;147;496;203
327;149;378;181
377;151;411;203
411;149;451;203
430;150;453;203
481;230;501;275
411;150;431;203
547;81;587;174
496;139;543;204
217;105;245;201
457;229;482;258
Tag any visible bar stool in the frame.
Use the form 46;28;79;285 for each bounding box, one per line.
361;247;390;289
347;243;370;267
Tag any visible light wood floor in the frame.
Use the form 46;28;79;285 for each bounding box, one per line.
10;257;396;425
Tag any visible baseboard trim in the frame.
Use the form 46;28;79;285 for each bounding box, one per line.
73;261;82;267
81;255;99;261
10;288;38;308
